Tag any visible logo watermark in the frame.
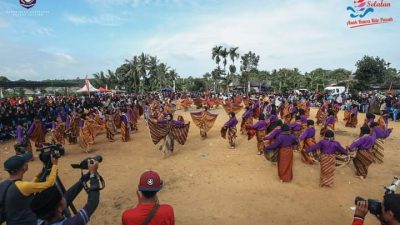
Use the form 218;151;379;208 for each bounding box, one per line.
19;0;36;9
4;0;49;17
346;0;394;28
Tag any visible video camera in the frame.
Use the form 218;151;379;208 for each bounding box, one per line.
70;155;105;192
37;143;65;165
71;155;103;169
355;177;400;216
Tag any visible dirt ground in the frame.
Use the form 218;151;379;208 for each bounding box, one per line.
1;107;399;225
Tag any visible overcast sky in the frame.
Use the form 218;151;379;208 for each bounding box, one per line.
0;0;398;80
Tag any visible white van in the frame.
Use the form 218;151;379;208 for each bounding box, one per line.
324;86;346;95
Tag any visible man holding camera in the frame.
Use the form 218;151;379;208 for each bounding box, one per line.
30;159;101;225
0;152;58;225
352;194;400;225
122;170;174;225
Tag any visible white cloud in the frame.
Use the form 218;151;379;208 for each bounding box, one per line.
55;53;78;65
140;0;399;76
66;14;123;26
34;27;54;36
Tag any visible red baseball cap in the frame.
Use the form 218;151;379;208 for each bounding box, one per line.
138;170;163;192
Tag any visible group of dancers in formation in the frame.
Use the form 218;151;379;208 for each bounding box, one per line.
13;93;393;187
219;97;393;187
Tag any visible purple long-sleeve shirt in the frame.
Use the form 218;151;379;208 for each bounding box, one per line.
351;107;358;116
348;135;376;151
263;128;281;140
300;127;315;141
264;133;298;151
268;114;277;124
224;117;238;128
27;121;45;136
300;115;308;124
324;116;335;127
79;119;84;128
121;113;129;124
242;109;253;119
16;126;24;144
251;120;267;131
372;127;392;139
306;139;347;155
66;116;71;129
365;118;374;127
289;122;302;131
158;119;185;127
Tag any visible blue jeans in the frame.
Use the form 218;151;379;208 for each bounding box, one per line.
392;108;400;121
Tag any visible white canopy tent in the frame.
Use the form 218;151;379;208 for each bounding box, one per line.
76;78;99;93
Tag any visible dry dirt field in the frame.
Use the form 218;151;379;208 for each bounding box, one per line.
1;107;399;225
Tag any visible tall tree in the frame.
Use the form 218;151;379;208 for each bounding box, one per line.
220;48;229;72
354;55;390;90
211;45;223;69
240;51;260;73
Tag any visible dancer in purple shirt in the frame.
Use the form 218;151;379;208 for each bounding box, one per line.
299;120;318;164
264;124;298;182
263;120;283;163
347;126;376;179
370;122;392;164
306;130;347;187
320;110;335;137
249;113;268;155
222;112;238;149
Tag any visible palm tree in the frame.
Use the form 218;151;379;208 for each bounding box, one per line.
220;48;228;72
211;45;222;69
229;47;239;64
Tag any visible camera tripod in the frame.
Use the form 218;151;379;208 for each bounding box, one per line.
39;161;78;217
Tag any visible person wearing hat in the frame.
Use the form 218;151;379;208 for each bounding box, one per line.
264;124;298;182
0;152;58;225
348;126;377;179
122;171;174;225
30;159;100;225
305;130;348;187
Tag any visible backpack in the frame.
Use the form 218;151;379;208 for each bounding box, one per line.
0;180;14;224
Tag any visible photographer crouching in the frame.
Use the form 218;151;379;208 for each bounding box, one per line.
352;178;400;225
30;157;103;225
